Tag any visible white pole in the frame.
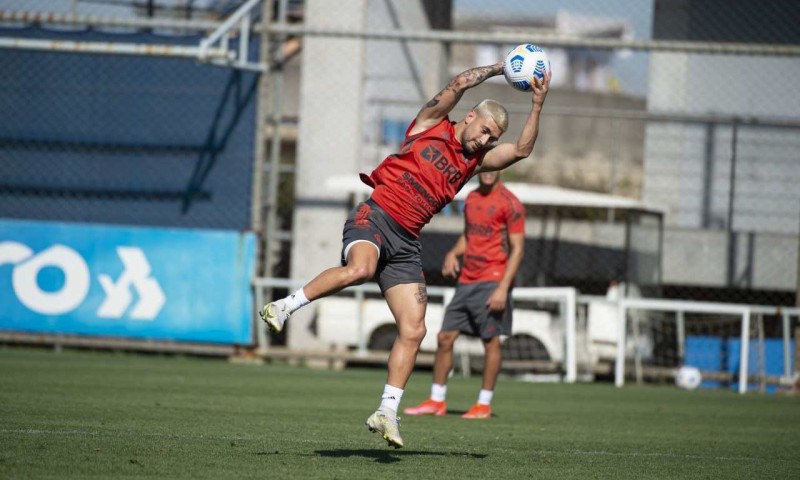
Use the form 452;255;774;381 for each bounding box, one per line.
782;313;791;382
565;288;577;383
676;310;685;363
757;314;766;393
615;299;627;387
238;13;251;68
632;315;642;385
738;309;750;394
0;37;226;58
355;288;366;356
443;288;455;307
255;284;267;352
0;10;221;31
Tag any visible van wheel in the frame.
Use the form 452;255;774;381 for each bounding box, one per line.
368;325;398;351
501;334;550;361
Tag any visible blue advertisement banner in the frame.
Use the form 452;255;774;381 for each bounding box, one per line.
0;219;256;344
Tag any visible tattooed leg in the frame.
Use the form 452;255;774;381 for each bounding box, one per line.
383;283;428;389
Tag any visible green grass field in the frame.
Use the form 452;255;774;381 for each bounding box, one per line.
1;347;798;479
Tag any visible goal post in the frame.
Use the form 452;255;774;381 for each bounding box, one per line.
615;299;750;393
512;287;578;383
615;299;799;394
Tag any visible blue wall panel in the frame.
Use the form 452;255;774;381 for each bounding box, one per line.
685;335;794;393
0;219;256;345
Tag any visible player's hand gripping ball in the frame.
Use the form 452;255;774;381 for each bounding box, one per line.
503;44;551;92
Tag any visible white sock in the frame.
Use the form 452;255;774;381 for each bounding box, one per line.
477;389;493;405
430;383;447;402
283;288;310;313
379;384;404;413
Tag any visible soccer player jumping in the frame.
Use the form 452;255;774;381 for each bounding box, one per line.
404;170;525;420
261;61;550;448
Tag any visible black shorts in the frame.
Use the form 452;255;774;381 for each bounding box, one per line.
341;199;425;293
441;282;513;339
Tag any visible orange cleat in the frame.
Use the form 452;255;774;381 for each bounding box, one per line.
403;398;447;416
461;403;492;419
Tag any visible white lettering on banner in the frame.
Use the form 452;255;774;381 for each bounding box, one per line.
98;247;165;320
0;241;164;320
0;242;33;265
0;242;90;315
14;245;91;315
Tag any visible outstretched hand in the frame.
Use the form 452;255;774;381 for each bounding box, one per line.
531;70;552;107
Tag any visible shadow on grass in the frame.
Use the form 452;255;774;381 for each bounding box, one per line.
253;449;488;464
314;449;488;464
444;409;497;418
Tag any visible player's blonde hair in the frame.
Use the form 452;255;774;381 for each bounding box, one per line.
473;99;508;132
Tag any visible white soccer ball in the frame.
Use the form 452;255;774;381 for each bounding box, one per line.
503;44;550;92
675;365;703;390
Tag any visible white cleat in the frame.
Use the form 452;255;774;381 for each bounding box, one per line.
259;300;290;333
366;409;404;449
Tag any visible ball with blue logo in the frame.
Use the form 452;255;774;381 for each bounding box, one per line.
503;44;550;92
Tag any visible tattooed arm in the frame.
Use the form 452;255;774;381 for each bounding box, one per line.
477;70;551;173
408;62;504;136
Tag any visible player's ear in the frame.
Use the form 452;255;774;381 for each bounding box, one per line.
465;110;475;124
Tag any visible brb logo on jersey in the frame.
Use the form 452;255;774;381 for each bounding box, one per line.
420;145;463;185
0;241;165;320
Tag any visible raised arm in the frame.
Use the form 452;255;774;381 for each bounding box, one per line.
409;62;505;137
477;70;551;173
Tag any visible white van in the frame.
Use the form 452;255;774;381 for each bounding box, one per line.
316;292;561;362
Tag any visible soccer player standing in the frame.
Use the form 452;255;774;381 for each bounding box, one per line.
261;61;550;448
404;170;525;420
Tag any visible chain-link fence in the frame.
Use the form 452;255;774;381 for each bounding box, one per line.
255;0;800;302
0;1;260;229
1;0;798;383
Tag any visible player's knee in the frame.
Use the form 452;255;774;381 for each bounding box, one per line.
399;320;426;345
483;336;501;353
437;331;457;350
345;265;372;285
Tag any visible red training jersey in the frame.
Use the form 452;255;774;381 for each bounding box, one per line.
360;117;487;237
459;182;525;284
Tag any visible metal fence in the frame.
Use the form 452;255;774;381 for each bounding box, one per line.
1;0;798;381
0;5;260;230
262;0;799;355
